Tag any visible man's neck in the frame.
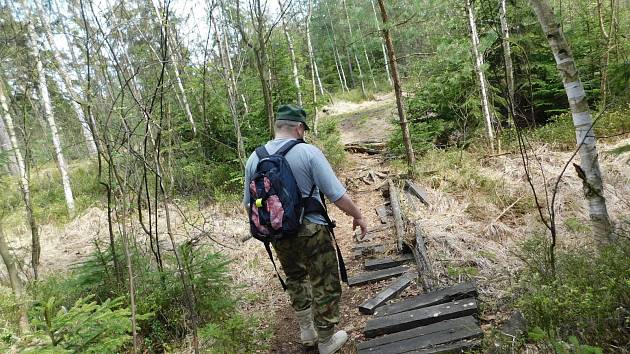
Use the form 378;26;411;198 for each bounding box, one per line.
274;133;298;140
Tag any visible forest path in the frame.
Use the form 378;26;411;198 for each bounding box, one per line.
268;94;400;353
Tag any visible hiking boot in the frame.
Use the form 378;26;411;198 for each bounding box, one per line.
317;330;348;354
295;308;318;346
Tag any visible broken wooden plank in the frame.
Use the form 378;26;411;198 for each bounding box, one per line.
357;316;481;354
388;179;405;252
364;298;478;337
352;243;386;258
375;206;389;224
405;179;430;206
405;339;481;354
348;266;410;287
403;223;434;291
365;254;414;270
358;272;415;315
374;282;477;317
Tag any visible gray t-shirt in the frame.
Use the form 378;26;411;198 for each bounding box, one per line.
243;138;346;225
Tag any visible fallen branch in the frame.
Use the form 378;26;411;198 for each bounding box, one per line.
388;179;405;252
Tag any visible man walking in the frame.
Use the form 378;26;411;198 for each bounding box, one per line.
244;104;367;354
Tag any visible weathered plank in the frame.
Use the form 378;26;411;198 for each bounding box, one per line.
375;206;389;224
407;339;481;354
388;180;405;252
348;266;410;287
352;243;386;258
364;298;478;337
403;223;434;291
358;272;415;315
365;254;414;270
357;316;481;354
374;282;477;317
405;179;430;206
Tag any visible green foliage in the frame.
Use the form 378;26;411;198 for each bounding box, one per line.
199;313;271;353
517;236;630;348
311;117;346;170
18;296;133;353
528;328;604;354
27;241;259;352
0;287;20;345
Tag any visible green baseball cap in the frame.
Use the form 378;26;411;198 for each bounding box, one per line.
276;104;309;130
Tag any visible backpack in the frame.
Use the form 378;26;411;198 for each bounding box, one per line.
248;139;308;241
247;139;347;290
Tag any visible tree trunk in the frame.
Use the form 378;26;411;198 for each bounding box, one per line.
0;222;29;333
499;0;516;125
151;0;197;136
0;83;39;279
377;0;415;168
214;12;246;167
24;4;75;215
279;0;303;106
342;0;367;98
529;0;614;246
0;109;19;175
466;0;495;149
306;0;320;133
326;5;349;92
371;0;393;87
35;1;97;156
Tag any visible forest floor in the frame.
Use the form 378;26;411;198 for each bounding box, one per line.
4;94;629;353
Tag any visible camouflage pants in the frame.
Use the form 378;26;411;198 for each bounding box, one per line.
272;220;342;333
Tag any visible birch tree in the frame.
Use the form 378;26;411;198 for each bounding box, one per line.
529;0;614;246
278;0;302;106
23;1;75;215
499;0;515;124
370;0;392;86
378;0;415;167
342;0;366;98
466;0;495;149
0;82;40;279
306;0;320;133
35;1;97;156
0;109;18;175
151;0;197;136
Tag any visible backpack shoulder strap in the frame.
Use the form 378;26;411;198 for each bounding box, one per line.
275;139;305;157
255;146;270;159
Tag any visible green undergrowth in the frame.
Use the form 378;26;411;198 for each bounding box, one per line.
311;116;346;170
516;235;630;351
0;242;269;353
0;160;102;226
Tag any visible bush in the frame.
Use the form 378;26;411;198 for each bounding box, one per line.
517;236;630;349
312;117;346;170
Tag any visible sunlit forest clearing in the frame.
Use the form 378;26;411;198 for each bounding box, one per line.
0;0;629;353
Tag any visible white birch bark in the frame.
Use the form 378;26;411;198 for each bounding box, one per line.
35;1;97;156
466;0;495;145
306;0;319;133
151;0;197;135
529;0;614;246
23;5;75;214
0;108;19;175
278;0;303;106
213;13;246;167
0;84;26;182
499;0;516;125
371;0;393;86
342;0;366;97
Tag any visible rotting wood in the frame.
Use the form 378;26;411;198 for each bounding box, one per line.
348;266;409;287
374;282;477;317
376;206;389;224
388;179;405;252
359;271;415;315
406;339;481;354
365;254;414;270
355;223;391;242
357;316;482;354
344;141;386;155
352;243;386;258
364;297;478;337
405;180;429;206
404;222;434;291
